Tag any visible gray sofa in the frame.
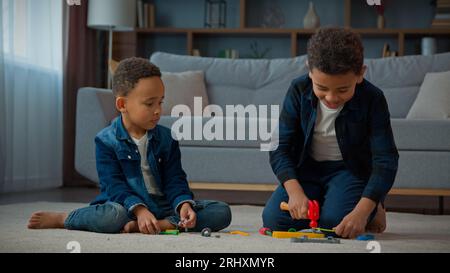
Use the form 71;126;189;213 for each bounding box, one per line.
75;51;450;195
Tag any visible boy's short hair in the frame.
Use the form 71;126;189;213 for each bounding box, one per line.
112;57;161;97
307;27;364;75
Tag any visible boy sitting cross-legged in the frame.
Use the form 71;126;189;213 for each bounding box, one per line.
28;57;232;234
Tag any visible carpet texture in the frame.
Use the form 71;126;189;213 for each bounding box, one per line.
1;202;449;253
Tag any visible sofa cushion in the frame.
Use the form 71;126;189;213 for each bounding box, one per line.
364;52;450;118
161;70;209;116
179;146;277;184
395;151;450;189
159;117;450;151
381;86;420;119
406;70;450;120
151;52;309;108
391;119;450;151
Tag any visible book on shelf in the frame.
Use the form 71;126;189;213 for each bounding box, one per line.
435;14;450;20
137;0;144;28
148;4;155;28
143;3;148;28
137;1;156;28
432;19;450;27
437;0;450;8
432;0;450;27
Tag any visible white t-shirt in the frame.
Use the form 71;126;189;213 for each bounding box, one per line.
131;134;163;196
310;100;344;162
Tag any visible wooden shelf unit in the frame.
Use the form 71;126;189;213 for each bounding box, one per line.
113;0;450;60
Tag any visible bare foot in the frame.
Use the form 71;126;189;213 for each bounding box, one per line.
158;219;176;231
121;221;139;233
27;211;67;229
366;203;386;233
121;219;176;234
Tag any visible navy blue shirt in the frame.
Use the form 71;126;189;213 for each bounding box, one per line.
269;74;399;203
91;115;194;219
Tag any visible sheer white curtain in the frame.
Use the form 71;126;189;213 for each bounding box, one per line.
1;0;63;193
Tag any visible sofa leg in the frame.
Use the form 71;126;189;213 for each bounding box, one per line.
438;196;444;215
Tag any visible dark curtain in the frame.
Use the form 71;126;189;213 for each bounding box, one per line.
63;0;106;187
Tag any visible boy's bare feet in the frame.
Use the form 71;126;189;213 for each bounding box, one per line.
121;219;176;234
366;203;386;233
158;219;176;231
27;211;67;229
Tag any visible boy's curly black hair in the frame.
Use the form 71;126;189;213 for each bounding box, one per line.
307;27;364;75
112;57;161;97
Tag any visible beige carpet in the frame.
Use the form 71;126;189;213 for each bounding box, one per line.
1;202;449;253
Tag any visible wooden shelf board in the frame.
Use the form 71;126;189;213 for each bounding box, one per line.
136;28;450;36
189;182;450;197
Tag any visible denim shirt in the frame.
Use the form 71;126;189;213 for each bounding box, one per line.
270;74;399;203
91;115;194;219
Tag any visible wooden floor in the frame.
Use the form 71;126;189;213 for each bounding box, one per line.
0;186;448;215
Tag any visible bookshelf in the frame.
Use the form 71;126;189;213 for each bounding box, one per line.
113;0;450;60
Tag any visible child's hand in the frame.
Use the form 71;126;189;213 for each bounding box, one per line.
288;192;310;220
284;179;310;220
333;209;368;239
133;206;160;235
179;202;196;229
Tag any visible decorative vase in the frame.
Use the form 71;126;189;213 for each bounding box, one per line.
421;37;437;56
377;15;385;29
303;2;320;29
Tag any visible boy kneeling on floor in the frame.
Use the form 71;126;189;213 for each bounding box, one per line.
263;27;399;239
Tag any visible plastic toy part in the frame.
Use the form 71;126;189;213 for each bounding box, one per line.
279;200;320;229
288;228;297;232
356;234;375;241
280;202;289;211
291;236;341;244
272;231;325;239
159;229;180;235
178;220;189;233
230;230;250;236
259;227;272;236
313;227;335;233
308;200;319;229
201;227;212;237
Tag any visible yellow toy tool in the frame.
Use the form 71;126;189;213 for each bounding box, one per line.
230;230;250;236
272;231;325;239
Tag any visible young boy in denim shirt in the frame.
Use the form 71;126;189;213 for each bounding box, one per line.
28;57;231;234
263;28;399;239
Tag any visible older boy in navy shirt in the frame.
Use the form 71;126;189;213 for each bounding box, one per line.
263;28;399;239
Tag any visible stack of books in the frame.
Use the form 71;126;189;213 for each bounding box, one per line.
432;0;450;28
137;1;155;28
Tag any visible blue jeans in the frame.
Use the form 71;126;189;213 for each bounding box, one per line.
64;195;232;234
262;156;378;231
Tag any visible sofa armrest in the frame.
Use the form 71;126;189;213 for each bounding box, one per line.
75;87;118;184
